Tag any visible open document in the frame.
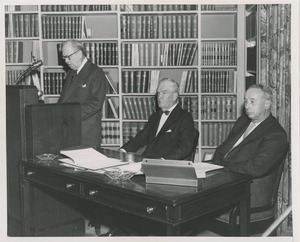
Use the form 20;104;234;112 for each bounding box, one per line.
193;162;223;178
59;147;128;170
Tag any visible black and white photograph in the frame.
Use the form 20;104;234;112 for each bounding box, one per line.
1;0;299;241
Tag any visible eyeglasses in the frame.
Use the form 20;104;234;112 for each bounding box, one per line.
62;49;80;61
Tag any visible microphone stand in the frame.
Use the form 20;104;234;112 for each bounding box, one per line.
14;68;32;85
14;60;43;85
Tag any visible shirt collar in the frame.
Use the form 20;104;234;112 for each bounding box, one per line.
76;57;88;74
165;102;178;114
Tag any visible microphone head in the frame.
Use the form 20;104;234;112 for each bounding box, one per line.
32;60;43;69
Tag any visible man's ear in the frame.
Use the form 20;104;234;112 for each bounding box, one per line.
173;92;179;101
265;100;272;109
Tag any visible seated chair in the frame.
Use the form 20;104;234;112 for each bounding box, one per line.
208;145;289;236
184;128;200;162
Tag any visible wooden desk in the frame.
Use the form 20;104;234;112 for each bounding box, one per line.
20;148;251;236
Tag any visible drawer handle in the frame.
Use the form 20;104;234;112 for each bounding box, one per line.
65;183;74;189
89;190;98;196
27;171;35;176
146;207;156;214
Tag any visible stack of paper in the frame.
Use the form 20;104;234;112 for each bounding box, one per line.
59;147;128;170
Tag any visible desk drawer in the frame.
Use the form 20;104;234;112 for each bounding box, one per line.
84;184;169;221
23;166;80;195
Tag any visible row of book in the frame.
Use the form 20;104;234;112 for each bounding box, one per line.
102;97;119;119
43;72;65;95
122;69;198;94
5;13;39;38
42;15;87;39
121;42;198;66
101;120;234;146
41;5;117;12
5;5;37;11
178;96;198;120
122;96;199;121
120;5;197;12
120;14;198;39
200;5;237;11
161;14;198;39
101;122;120;145
201;70;236;93
57;42;118;66
201;122;234;147
201;41;237;66
179;70;199;93
6;69;30;85
123;96;156;120
201;96;236;120
5;41;23;63
122;122;146;143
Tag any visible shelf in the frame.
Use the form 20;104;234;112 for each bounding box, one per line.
201;120;236;122
201;93;237;96
201;10;237;14
6;63;32;66
5;4;246;154
41;11;118;15
5;11;39;14
121;39;198;42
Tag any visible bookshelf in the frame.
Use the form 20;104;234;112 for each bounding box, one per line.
5;4;246;161
245;4;258;88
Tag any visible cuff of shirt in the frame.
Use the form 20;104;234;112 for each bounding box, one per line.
119;148;127;153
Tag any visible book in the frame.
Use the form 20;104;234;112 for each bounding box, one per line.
107;98;118;118
59;147;128;170
105;73;118;94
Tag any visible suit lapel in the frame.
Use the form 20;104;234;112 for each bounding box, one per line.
225;115;273;157
155;105;183;137
60;61;91;102
148;112;161;141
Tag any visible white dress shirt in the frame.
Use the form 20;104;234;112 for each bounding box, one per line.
155;103;178;136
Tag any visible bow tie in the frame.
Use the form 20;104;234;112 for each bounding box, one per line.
159;110;170;116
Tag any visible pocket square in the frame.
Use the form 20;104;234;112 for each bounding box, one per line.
81;84;86;88
166;129;172;133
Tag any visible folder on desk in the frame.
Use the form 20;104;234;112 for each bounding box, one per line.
141;159;223;187
59;147;128;170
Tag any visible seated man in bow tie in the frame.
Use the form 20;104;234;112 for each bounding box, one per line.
211;84;288;178
120;78;196;160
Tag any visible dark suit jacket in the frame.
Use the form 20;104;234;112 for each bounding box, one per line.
121;104;196;160
58;60;107;147
212;114;288;179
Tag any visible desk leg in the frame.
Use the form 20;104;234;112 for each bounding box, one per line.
20;178;31;236
166;225;180;236
239;196;250;236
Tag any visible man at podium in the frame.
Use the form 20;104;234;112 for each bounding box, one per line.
58;39;107;147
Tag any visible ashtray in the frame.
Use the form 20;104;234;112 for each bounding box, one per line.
36;153;57;161
104;168;135;181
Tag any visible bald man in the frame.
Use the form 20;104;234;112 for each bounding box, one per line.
58;39;107;147
211;84;288;178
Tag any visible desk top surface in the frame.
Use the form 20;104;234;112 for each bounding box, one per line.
21;148;251;206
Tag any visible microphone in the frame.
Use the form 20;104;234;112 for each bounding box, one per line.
31;59;43;69
14;60;43;85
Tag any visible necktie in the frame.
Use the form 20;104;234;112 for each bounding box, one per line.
243;122;255;139
159;110;170;116
71;70;77;80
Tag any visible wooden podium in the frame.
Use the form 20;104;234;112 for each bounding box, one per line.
6;86;85;236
